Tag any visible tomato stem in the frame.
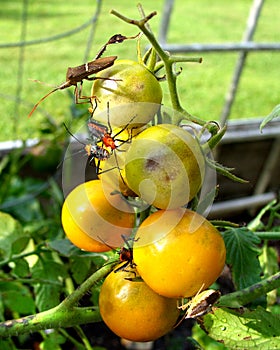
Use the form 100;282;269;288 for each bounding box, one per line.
218;271;280;308
0;260;118;337
110;9;208;128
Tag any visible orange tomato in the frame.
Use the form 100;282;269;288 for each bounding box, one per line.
133;208;226;298
61;179;135;252
99;265;180;341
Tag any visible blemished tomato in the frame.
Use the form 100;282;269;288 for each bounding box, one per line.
133;208;226;298
99;265;180;342
90;60;162;128
61;180;135;251
124;124;205;209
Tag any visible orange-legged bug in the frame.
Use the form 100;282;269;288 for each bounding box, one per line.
84;144;110;165
115;239;138;281
114;235;135;273
98;234;136;275
63;123;110;169
28;33;138;118
87;102;136;179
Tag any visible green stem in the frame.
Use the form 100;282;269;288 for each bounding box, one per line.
203;125;227;150
60;258;118;309
0;261;117;337
255;231;280;240
59;328;86;350
74;325;94;350
110;9;206;127
218;271;280;308
0;305;101;338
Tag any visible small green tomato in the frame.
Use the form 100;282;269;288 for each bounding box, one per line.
91;60;162;128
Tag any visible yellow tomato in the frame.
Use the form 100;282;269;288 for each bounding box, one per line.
61;180;135;251
99;265;180;342
133;208;226;298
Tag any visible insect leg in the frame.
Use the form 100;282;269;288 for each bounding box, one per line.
106;102;112;134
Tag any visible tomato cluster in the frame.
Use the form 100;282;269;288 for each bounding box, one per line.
61;59;226;342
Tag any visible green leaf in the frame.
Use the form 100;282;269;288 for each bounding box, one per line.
40;331;66;350
0;294;5;321
1;177;46;222
32;259;67;311
12;258;30;278
0;282;36;314
0;212;29;261
48;238;83;256
260;104;280;132
201;307;280;349
192;323;227;349
48;239;111;260
71;258;92;284
0;339;17;350
223;228;262;289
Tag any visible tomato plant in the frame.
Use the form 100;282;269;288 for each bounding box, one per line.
1;6;280;350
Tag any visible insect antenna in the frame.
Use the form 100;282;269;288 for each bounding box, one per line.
28;87;59;118
63;123;86;146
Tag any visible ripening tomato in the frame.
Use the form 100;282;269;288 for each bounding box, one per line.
91;60;162;128
61;179;135;251
133;208;226;298
124;124;205;209
99;265;180;341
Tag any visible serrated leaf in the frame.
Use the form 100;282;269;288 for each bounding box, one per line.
0;212;29;261
201;307;280;350
32;259;67;311
192;323;227;349
223;228;262;289
260;104;280;132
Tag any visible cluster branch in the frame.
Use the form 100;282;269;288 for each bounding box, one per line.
0;260;117;337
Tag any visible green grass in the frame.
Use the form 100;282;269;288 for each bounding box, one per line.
0;0;279;141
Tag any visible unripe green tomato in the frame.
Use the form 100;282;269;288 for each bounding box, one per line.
124;124;205;209
91;60;162;128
